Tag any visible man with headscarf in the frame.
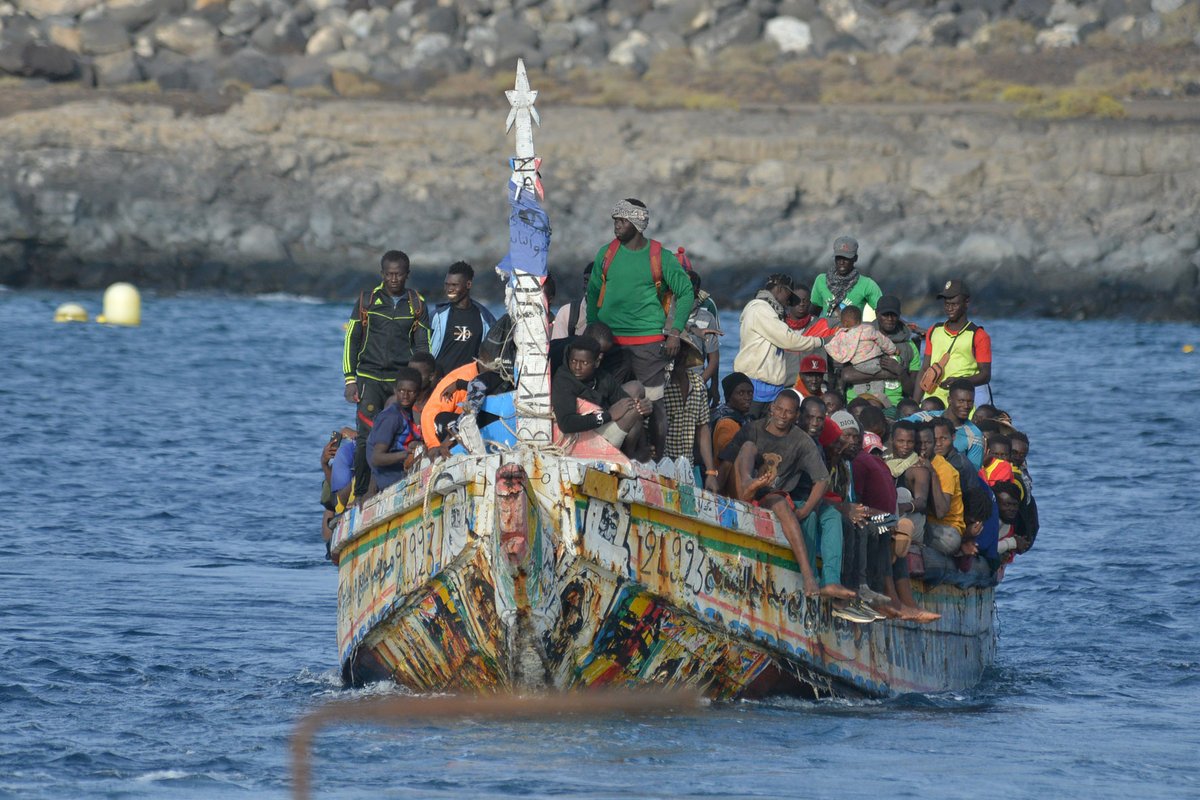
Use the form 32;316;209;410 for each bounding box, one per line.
810;235;883;323
732;274;824;417
586;198;695;457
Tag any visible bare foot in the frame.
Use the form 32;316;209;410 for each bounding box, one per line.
898;605;941;623
877;605;903;619
819;583;857;600
738;474;770;502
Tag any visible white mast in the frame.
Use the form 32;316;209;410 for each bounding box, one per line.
504;59;552;445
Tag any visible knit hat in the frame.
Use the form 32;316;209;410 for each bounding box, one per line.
830;409;860;433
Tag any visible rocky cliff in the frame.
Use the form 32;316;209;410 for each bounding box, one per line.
2;91;1198;318
2;0;1199;96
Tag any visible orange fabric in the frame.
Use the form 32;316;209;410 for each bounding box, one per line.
980;458;1015;487
804;317;837;339
712;417;742;459
420;362;478;448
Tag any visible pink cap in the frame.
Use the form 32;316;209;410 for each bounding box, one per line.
862;432;884;454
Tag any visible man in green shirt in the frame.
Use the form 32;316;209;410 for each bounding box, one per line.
810;235;883;323
586;198;695;457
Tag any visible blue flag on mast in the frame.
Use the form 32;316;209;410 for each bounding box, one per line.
496;179;551;277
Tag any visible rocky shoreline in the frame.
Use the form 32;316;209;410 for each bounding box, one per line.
1;90;1198;319
2;0;1199;96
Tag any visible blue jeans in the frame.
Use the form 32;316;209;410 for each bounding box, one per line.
920;547;996;588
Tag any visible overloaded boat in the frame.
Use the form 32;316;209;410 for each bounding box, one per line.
329;61;996;700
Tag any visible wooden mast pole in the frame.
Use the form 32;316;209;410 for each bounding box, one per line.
504;58;552;445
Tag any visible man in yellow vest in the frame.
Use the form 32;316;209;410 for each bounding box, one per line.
915;279;993;407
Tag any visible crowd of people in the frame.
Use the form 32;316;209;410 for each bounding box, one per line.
319;198;1041;624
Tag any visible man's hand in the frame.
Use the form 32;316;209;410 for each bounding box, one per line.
960;540;979;556
663;331;681;357
344;383;359;403
634;398;652;417
609;398;634;419
847;503;869;526
441;384;457;402
704;475;720;494
739;474;771;502
321;439;339;466
1015;535;1032;554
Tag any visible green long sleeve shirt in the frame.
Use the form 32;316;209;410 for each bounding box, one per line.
585;241;695;338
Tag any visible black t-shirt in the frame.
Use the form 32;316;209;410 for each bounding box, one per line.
436;304;485;373
719;419;830;495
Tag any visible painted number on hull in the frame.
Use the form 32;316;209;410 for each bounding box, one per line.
637;526;708;597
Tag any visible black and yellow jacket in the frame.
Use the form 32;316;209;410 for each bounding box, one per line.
343;284;431;384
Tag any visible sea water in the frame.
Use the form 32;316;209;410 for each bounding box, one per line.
1;290;1198;799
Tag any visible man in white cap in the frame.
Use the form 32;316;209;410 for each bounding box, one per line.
586;198;695;456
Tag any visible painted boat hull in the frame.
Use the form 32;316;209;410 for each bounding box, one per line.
332;451;995;699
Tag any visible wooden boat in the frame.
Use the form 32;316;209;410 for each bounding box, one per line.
330;62;995;700
331;448;994;699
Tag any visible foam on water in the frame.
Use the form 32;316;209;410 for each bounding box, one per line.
1;291;1198;798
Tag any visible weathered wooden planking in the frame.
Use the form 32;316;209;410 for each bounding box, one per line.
333;453;995;698
345;544;508;691
576;467;995;696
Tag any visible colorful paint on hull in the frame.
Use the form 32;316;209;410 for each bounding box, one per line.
332;454;996;699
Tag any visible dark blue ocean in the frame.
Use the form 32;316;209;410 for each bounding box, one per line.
2;288;1198;799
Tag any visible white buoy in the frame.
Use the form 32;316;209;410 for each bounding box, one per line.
53;302;89;323
97;282;141;326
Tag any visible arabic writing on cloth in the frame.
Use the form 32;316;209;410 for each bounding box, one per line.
496;179;551;278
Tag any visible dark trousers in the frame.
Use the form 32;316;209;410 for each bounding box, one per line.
353;376;394;497
841;520;891;591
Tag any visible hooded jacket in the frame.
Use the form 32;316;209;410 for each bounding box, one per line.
732;290;823;387
429;299;497;360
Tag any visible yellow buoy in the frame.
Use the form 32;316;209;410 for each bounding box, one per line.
53;302;89;323
97;282;141;326
1184;344;1195;354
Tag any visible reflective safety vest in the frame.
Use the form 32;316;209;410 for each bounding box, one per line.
925;321;984;403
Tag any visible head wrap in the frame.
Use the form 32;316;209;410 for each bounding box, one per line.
611;200;649;233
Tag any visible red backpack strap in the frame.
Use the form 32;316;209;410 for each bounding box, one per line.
595;238;621;309
649;239;674;319
649;240;663;294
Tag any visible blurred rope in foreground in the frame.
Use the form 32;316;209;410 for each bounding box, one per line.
292;689;702;799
